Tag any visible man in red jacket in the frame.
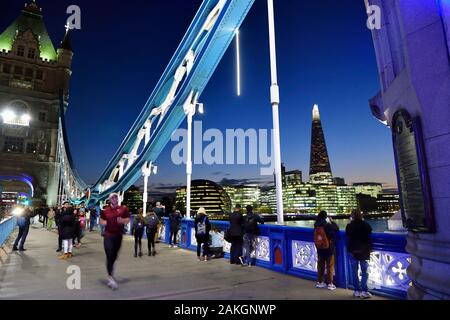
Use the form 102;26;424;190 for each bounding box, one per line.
100;193;130;290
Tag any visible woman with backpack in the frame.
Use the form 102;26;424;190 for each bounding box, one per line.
132;210;146;257
194;207;211;261
314;211;339;290
346;209;373;299
145;211;159;256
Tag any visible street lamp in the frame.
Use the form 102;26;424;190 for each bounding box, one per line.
142;161;158;215
1;109;15;123
183;91;203;219
267;0;284;225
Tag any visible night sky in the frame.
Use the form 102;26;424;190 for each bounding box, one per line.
1;0;397;195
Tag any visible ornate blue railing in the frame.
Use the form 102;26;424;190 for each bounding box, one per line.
154;217;410;299
0;216;16;247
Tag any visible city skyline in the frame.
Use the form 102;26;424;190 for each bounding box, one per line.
0;0;398;195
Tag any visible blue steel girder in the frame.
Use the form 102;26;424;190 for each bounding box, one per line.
70;0;255;205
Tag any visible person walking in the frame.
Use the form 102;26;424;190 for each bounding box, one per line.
314;211;340;291
239;205;264;267
145;211;159;256
47;207;56;231
194;207;211;261
132;211;146;258
89;207;97;232
72;209;83;249
41;206;49;228
346;209;373;299
55;206;63;252
58;202;76;260
228;204;244;265
169;207;182;248
13;206;35;252
100;193;130;290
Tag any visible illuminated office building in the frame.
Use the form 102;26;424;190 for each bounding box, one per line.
376;193;401;213
122;185;143;215
222;185;260;209
176;180;232;216
353;182;383;199
336;186;358;214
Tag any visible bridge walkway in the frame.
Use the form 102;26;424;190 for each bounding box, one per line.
0;225;385;300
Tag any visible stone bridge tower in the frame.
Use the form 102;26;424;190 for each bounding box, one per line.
0;1;73;206
368;0;450;299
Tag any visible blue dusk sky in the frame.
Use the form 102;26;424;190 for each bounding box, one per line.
1;0;397;194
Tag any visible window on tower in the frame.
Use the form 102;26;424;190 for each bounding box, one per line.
26;143;37;154
38;112;47;122
14;66;23;75
17;46;25;57
4;136;24;153
27;48;36;59
25;68;33;81
2;64;11;74
36;69;44;80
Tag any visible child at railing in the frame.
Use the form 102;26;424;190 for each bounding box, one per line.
209;228;224;259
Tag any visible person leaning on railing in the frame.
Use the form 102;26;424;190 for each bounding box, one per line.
346;209;373;299
314;211;339;291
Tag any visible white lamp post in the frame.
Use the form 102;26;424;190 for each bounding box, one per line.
142;161;158;215
267;0;284;225
183;92;203;219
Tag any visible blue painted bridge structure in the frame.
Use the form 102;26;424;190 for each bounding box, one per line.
132;217;411;300
56;0;256;205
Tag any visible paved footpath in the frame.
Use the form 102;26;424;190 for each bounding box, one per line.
0;226;385;300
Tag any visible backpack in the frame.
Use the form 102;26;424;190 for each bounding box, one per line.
314;226;330;250
244;214;258;234
147;216;158;230
197;217;207;236
17;216;26;228
135;219;145;231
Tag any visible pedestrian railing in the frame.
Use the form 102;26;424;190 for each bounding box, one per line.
0;216;16;247
158;218;410;300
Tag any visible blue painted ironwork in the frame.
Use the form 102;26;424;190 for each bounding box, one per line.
0;216;16;247
58;0;256;205
159;218;410;299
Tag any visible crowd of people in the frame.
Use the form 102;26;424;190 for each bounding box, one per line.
9;196;374;297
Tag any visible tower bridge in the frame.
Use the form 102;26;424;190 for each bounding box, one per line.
0;0;450;300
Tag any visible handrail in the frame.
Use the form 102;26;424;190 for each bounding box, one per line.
0;216;16;247
156;218;410;299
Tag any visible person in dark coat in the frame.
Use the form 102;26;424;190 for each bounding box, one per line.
132;211;146;258
169;208;182;248
228;204;244;265
346;209;373;299
240;205;264;267
55;207;63;252
314;211;339;290
58;202;76;260
13;206;36;251
194;207;211;261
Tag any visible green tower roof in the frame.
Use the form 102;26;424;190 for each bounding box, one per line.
0;1;57;61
